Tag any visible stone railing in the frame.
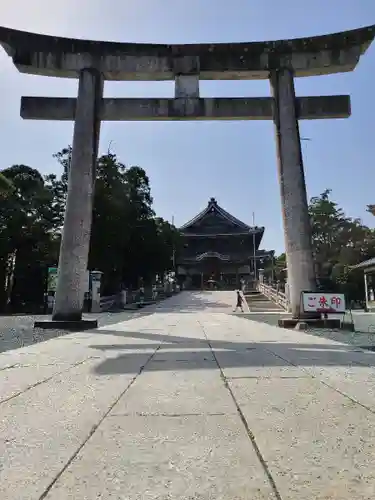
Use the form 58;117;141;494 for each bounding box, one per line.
257;282;289;311
99;294;120;311
100;284;182;311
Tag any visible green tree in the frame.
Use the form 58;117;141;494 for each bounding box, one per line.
0;147;180;310
51;147;180;293
141;217;183;280
0;173;13;199
309;188;348;287
309;190;375;299
310;190;375;294
273;190;375;302
0;165;59;311
274;253;287;282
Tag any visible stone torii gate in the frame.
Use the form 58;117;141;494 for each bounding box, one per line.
1;25;374;326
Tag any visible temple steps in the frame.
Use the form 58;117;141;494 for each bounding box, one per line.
244;291;284;312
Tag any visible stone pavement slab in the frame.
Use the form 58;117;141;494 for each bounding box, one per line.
1;291;375;499
110;369;235;416
0;357;150;500
45;414;276;500
229;377;375;499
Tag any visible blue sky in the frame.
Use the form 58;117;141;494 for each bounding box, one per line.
1;0;375;254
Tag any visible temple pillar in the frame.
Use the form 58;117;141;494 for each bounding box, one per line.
270;68;317;318
53;68;103;321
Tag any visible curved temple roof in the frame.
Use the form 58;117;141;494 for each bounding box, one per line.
180;197;264;236
0;24;374;80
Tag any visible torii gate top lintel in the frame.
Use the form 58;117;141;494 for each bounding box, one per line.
1;24;374;80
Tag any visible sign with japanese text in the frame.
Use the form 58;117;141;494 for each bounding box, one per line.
47;267;58;292
302;292;346;314
47;268;90;293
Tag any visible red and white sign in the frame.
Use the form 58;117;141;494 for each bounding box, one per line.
302;292;346;314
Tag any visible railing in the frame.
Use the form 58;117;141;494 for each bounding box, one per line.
99;284;182;312
257;282;289;311
243;282;257;293
99;294;120;311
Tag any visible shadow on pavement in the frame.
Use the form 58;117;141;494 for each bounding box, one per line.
241;312;375;348
0;291;233;354
90;328;375;376
0;308;152;355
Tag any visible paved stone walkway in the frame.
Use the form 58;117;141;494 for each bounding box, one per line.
1;291;375;499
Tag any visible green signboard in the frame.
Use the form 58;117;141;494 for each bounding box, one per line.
47;268;91;293
47;267;58;292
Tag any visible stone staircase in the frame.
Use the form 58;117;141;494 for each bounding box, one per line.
244;290;284;312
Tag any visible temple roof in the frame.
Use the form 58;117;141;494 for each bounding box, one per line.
179;197;264;236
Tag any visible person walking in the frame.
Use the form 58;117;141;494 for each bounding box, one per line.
233;290;244;313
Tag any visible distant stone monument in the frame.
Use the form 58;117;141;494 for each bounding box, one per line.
1;25;374;324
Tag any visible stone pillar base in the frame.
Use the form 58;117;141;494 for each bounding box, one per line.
278;317;340;329
34;319;98;331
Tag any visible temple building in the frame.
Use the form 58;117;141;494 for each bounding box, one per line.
176;198;274;290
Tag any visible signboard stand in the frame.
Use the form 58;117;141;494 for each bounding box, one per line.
300;291;355;331
45;267;97;314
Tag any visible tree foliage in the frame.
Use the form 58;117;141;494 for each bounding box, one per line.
272;189;375;302
311;189;375;300
0;165;60;311
0;148;181;312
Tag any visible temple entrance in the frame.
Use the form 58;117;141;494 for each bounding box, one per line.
204;257;221;288
198;253;237;290
185;256;247;290
189;257;223;290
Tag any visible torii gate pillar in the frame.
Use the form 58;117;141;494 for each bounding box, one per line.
53;69;103;322
271;68;316;317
